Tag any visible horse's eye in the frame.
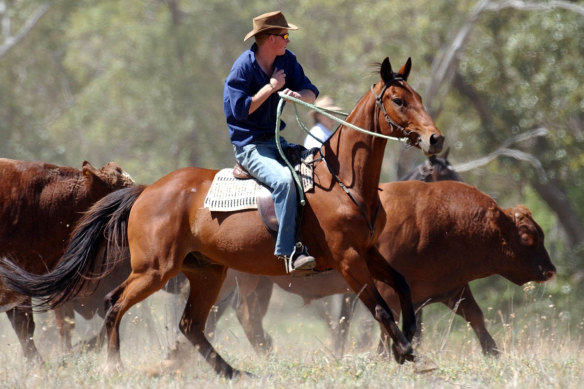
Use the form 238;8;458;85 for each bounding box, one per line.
392;98;403;106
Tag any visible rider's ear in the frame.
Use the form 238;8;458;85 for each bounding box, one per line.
380;57;393;84
397;57;411;81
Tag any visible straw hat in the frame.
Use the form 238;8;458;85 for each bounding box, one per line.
244;11;298;42
309;95;342;120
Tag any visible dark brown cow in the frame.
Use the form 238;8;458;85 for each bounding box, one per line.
0;158;134;360
205;181;556;357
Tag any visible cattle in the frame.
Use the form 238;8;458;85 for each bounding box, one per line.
204;180;556;358
0;158;134;360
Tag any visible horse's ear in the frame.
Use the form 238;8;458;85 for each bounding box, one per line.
397;57;411;81
380;57;393;84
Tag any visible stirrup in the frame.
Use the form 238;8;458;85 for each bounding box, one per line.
278;243;315;274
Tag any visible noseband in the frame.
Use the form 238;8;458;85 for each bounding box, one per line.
370;79;420;148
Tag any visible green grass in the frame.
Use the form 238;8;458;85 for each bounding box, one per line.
0;286;582;388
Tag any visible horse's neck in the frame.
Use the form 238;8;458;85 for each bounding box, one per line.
325;94;386;203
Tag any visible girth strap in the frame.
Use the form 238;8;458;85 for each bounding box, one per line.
321;156;381;238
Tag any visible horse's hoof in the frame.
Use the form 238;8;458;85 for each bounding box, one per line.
391;342;413;364
413;354;438;374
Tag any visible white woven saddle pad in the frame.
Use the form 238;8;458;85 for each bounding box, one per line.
204;157;314;212
203;169;264;211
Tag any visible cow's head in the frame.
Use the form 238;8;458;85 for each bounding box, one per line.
492;204;556;285
82;161;135;195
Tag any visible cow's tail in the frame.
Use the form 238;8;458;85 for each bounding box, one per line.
0;185;147;310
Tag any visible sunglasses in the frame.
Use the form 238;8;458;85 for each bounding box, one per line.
270;32;289;40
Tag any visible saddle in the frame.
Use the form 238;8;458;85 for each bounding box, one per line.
203;146;318;234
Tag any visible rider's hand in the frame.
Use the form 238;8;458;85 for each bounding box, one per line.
280;88;302;99
270;68;286;91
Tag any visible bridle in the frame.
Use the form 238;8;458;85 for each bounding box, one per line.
322;78;420;238
370;77;420;148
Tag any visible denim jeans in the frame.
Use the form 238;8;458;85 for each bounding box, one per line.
234;138;298;256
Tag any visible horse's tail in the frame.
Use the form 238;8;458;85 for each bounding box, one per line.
0;185;147;310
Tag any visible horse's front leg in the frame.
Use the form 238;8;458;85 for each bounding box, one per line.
337;248;414;364
366;247;417;344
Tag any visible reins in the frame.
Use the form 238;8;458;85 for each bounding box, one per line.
273;84;410;236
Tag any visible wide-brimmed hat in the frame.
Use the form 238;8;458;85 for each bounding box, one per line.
309;96;342;120
244;11;298;42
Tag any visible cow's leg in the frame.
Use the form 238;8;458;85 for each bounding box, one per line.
6;300;41;361
83;322;107;350
180;264;250;378
337;248;414;364
205;286;235;338
205;270;239;338
234;275;274;355
332;293;357;356
444;285;499;356
54;304;75;352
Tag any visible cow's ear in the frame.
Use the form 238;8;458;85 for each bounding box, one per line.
492;206;518;257
510;205;532;225
81;161;98;177
81;161;106;187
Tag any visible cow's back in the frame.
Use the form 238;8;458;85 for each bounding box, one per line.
1;159;106;273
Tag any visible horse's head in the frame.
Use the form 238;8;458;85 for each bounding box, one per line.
374;57;444;155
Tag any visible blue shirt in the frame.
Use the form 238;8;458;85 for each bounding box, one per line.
223;43;319;147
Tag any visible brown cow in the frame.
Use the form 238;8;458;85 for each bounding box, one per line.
0;158;134;360
204;180;556;358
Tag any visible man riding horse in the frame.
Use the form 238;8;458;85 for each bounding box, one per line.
224;11;319;272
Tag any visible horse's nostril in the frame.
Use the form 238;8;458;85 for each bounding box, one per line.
545;271;556;280
430;134;442;145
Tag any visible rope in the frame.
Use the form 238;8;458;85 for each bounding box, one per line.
274;98;306;205
277;92;411;143
274;91;411;206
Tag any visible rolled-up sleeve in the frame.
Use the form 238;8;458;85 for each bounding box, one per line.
225;69;252;121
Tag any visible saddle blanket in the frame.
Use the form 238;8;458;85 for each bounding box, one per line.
203;153;315;212
203;169;264;212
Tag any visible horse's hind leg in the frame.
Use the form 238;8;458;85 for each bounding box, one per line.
6;300;41;362
103;270;171;370
180;264;248;378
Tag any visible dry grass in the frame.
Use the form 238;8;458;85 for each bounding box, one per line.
0;286;582;388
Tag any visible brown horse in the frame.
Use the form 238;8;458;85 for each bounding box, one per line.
208;181;556;358
0;158;134;360
0;57;444;377
205;152;461;354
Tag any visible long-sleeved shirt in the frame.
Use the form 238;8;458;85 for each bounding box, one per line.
223;43;319;147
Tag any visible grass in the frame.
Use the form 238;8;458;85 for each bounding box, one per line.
0;285;582;388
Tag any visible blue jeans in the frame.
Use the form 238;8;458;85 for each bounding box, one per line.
234;138;298;256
